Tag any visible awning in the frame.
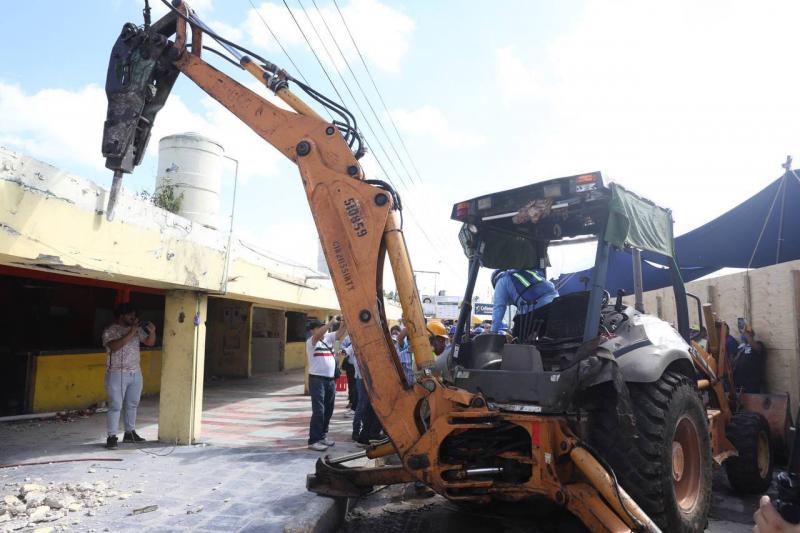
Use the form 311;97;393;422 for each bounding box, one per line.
556;169;800;294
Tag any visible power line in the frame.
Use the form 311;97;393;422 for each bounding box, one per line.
280;0;442;254
280;0;351;111
321;0;459;262
275;0;461;278
311;0;416;188
294;0;411;190
246;0;311;86
331;0;424;185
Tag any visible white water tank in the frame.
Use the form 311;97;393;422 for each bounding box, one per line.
156;133;224;229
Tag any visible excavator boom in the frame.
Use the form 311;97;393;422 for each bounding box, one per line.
100;3;661;531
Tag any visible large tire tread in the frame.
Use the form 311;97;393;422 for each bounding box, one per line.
725;412;773;494
587;371;711;532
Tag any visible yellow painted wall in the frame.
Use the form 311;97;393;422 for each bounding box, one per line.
32;350;162;413
284;341;306;370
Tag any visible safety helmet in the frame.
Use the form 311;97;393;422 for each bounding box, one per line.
427;320;449;339
491;269;505;288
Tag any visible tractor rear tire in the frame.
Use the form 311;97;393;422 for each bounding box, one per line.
588;370;712;533
724;412;773;494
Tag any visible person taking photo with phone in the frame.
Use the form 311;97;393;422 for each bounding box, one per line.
101;302;157;449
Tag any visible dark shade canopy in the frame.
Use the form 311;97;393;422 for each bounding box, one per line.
555;170;800;294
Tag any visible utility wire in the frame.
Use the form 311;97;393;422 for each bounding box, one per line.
295;0;411;190
311;0;416;188
280;0;350;110
281;0;448;265
247;0;311;86
322;0;459;264
276;0;461;280
332;0;424;185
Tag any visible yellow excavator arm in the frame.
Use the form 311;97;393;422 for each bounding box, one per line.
100;3;660;531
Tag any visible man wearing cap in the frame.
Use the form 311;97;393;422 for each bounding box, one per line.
306;316;348;451
491;269;558;341
101;302;157;449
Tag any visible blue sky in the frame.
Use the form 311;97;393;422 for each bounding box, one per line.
2;1;800;298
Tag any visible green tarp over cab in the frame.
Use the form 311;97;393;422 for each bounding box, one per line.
604;183;675;258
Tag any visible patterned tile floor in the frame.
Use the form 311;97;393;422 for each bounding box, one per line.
0;370;360;532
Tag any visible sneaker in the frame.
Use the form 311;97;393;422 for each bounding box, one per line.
106;435;118;449
321;437;335;447
123;431;146;443
308;441;328;451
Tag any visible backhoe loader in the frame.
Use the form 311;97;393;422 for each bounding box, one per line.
99;2;790;531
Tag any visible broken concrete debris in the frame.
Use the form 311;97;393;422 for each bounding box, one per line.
0;479;125;532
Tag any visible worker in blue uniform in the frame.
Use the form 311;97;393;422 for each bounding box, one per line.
491;269;558;342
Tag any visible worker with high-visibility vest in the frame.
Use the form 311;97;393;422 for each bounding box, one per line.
491;269;558;340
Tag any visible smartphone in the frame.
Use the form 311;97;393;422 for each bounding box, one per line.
737;317;745;332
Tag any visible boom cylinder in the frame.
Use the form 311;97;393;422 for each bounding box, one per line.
571;446;662;533
383;212;434;370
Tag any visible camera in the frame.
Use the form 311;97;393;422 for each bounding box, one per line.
775;472;800;524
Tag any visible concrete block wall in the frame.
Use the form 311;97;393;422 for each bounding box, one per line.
634;260;800;412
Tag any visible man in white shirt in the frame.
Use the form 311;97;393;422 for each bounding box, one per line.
306;316;347;451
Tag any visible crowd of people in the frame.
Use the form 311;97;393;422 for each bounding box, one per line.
304;314;452;451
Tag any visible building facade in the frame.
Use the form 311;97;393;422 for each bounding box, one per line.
0;146;400;442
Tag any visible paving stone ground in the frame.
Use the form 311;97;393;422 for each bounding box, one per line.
0;370;772;532
339;472;762;533
0;370;355;532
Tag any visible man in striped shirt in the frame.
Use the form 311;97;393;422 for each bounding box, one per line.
306;317;347;451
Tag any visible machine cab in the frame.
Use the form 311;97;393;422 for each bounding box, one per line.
446;172;691;413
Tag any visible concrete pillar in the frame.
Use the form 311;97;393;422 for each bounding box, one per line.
158;290;208;444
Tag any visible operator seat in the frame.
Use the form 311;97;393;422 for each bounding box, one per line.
460;333;506;370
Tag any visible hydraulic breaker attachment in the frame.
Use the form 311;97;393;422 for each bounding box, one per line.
101;14;180;220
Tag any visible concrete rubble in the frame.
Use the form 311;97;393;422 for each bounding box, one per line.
0;479;128;532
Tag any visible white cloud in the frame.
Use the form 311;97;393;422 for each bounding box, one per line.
0;82;107;173
0;80;287;187
495;47;547;101
390;106;486;149
244;0;414;74
497;0;800;235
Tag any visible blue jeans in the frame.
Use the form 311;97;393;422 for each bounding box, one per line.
308;374;336;445
353;378;381;441
105;370;143;437
353;378;366;438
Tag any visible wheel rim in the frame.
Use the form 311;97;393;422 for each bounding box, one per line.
757;432;770;478
672;415;702;512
